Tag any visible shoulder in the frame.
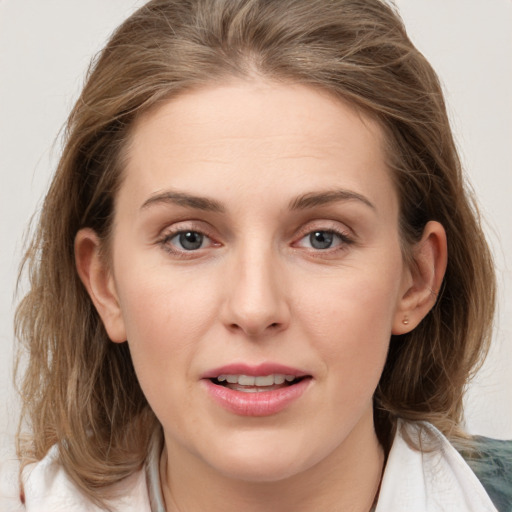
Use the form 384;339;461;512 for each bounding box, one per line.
22;444;151;512
456;436;512;512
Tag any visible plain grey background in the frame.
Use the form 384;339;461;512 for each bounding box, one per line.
1;0;511;470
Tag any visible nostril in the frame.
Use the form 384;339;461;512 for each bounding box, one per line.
226;320;285;336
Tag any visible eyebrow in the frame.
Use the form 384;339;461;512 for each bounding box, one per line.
140;188;375;214
288;189;375;211
141;190;226;213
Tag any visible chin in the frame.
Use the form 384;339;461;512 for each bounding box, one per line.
200;431;325;483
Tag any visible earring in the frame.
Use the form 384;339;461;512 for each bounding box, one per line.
402;317;409;325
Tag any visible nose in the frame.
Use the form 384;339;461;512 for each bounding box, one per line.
220;244;290;338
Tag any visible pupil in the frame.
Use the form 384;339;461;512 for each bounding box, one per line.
179;231;203;250
310;231;333;249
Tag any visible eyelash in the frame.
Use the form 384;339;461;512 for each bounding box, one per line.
157;224;354;258
293;227;354;254
158;225;219;258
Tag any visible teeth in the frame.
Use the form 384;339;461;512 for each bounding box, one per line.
216;374;297;386
239;375;256;386
274;374;285;385
255;375;274;386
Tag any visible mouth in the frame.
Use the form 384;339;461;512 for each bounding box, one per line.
210;373;307;393
202;365;312;416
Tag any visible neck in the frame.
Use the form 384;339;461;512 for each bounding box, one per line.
160;410;384;512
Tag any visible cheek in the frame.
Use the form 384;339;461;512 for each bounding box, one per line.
295;265;402;380
113;270;224;433
300;269;400;333
113;263;221;389
117;258;215;333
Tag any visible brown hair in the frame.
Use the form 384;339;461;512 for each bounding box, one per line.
15;0;495;506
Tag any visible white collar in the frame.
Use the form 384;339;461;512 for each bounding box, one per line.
375;420;498;512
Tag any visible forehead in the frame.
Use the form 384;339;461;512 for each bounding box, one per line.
129;80;385;161
120;79;397;217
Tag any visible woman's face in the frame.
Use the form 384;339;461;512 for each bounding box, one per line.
95;80;413;482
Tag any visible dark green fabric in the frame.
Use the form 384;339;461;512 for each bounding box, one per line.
457;436;512;512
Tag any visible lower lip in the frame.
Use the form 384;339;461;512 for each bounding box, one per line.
203;378;311;416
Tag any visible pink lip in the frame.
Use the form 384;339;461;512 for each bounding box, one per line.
201;362;311;417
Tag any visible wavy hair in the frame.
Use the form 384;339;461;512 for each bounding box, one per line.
15;0;495;506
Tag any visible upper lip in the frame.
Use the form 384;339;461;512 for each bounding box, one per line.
201;362;310;380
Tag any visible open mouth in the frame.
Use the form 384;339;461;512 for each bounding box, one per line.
210;374;308;393
204;369;312;415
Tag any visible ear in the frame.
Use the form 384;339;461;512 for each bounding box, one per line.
392;221;447;335
75;228;127;343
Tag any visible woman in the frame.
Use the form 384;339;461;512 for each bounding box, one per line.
14;0;511;510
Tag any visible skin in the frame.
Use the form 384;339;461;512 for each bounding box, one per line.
76;79;447;511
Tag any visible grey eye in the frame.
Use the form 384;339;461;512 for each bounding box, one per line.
174;231;205;250
309;231;334;249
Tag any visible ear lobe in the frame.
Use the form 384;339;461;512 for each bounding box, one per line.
392;221;447;335
75;228;127;343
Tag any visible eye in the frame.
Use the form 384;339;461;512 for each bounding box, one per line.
308;231;336;250
296;229;351;250
167;230;210;251
157;222;221;258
